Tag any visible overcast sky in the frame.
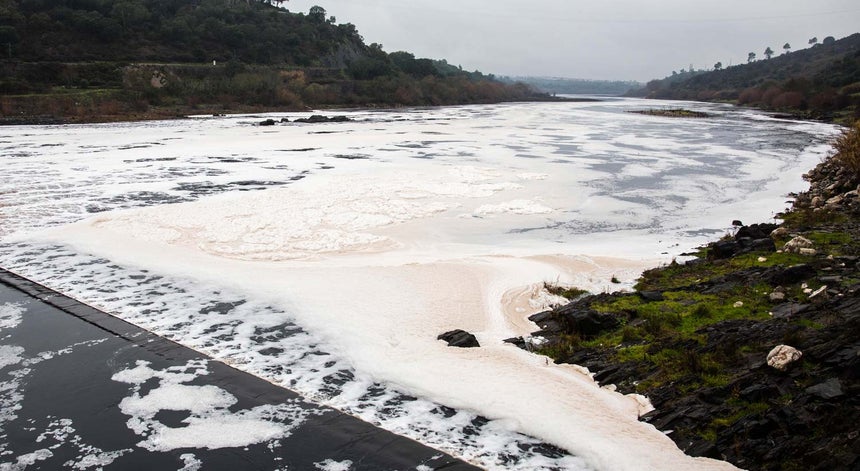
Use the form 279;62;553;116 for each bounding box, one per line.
283;0;860;82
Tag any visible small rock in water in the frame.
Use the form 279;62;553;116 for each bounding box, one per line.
767;344;802;371
437;329;480;348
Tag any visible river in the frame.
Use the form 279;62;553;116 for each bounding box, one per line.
0;98;839;470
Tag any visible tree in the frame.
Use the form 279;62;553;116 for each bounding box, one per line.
783;42;791;54
308;5;326;23
0;26;19;58
808;37;818;46
714;61;722;71
748;52;756;63
822;36;835;46
764;46;774;59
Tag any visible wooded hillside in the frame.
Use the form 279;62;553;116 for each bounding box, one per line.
628;33;860;122
0;0;541;122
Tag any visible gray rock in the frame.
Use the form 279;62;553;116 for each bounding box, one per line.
769;303;809;319
805;378;844;400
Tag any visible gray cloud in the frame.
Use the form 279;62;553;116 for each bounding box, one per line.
284;0;860;81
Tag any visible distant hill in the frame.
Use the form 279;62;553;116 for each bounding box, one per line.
501;76;643;96
0;0;543;122
627;33;860;122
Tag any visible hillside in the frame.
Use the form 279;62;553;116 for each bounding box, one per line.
628;33;860;123
0;0;543;122
500;76;642;96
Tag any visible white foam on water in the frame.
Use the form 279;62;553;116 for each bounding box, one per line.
314;459;353;471
0;449;53;470
178;454;203;471
0;303;24;331
111;359;313;452
1;100;842;470
0;346;24;371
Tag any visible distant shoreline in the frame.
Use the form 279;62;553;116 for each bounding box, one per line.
0;96;600;126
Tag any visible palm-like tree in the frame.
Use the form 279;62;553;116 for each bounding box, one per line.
764;47;774;59
748;52;756;63
783;43;791;54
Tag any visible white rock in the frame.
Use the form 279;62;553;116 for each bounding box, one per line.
770;227;788;238
758;257;768;263
769;291;786;301
799;248;817;256
767;345;802;371
809;285;828;299
733;301;744;308
783;236;814;254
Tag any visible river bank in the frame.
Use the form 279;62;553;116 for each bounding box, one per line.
510;123;860;470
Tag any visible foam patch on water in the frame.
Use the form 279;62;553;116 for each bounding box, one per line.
0;303;24;331
0;448;53;470
33;418;132;470
112;360;314;452
0;345;24;370
314;459;353;471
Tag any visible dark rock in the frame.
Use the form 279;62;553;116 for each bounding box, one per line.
437;329;480;348
528;310;553;324
750;238;777;252
702;282;738;294
769;303;809;319
765;264;817;285
735;223;779;240
739;383;778;401
805;378;844;399
555;306;620;337
280;118;290;123
732;220;744;227
503;337;526;348
294;114;353;124
638;290;664;302
820;275;843;284
686;440;719;458
710;240;740;259
259;118;276;126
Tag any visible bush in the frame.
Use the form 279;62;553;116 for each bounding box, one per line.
833;121;860;180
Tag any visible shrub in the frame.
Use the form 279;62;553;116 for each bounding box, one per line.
833;121;860;181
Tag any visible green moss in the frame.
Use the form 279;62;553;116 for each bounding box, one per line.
617;344;647;362
542;282;588;300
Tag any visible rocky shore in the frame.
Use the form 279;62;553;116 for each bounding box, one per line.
509;124;860;470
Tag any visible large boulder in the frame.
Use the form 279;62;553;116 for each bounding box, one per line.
767;344;803;371
437;329;480;348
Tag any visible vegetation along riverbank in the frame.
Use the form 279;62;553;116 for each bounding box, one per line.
0;0;554;124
